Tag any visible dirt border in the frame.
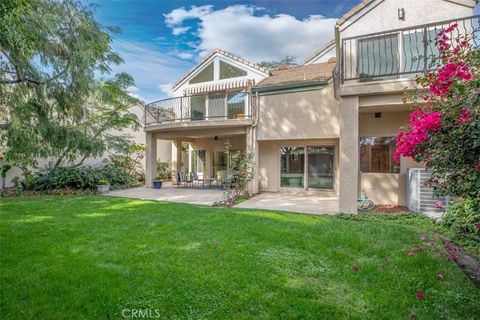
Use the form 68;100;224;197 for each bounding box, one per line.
436;233;480;287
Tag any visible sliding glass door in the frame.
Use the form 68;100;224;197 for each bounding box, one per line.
307;146;334;189
280;145;335;190
280;147;305;187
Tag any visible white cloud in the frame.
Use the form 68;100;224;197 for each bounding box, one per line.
172;27;191;36
164;5;213;27
110;40;192;102
158;83;175;97
176;52;194;60
164;5;337;63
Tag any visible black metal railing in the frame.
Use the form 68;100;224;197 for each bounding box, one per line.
144;91;251;126
337;15;480;82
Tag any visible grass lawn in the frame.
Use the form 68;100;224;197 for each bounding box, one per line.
1;196;479;319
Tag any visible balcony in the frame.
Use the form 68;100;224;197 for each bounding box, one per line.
335;15;480;84
144;91;253;128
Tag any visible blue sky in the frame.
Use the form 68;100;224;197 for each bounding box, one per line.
89;1;479;102
89;0;361;102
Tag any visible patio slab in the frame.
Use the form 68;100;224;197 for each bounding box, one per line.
236;192;339;215
105;184;224;206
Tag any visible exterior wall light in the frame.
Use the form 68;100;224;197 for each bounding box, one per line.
398;8;405;21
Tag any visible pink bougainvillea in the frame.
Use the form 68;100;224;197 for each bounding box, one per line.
393;110;442;162
434;201;444;209
394;22;478;176
455;108;472;125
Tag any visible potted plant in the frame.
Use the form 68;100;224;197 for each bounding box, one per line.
97;179;110;194
153;175;163;189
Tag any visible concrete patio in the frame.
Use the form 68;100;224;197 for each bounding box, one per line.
106;184;224;206
107;185;340;215
236;192;339;215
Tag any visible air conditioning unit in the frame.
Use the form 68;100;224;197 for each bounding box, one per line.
407;168;447;216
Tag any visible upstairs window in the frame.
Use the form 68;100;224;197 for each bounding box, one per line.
189;62;214;84
360;137;400;173
357;34;398;81
219;60;247;80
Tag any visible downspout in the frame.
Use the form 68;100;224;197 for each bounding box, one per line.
335;24;340;61
333;24;341;100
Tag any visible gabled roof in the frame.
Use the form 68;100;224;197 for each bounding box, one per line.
336;0;377;26
172;48;270;91
255;58;336;88
302;39;336;65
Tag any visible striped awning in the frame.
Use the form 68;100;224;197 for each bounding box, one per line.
184;79;255;95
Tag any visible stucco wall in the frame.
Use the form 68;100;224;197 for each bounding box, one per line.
359;110;409;137
257;85;340;141
360;172;407;205
258;138;339;193
340;0;475;38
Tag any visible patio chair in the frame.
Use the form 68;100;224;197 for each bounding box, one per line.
176;172;193;188
191;171;204;188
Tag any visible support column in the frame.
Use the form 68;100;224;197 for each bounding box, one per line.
145;132;157;188
175;140;182;178
246;126;259;194
205;148;212;179
188;144;192;173
339;96;359;213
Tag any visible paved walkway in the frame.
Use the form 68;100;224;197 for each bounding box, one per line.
236;192;339;215
106;185;224;206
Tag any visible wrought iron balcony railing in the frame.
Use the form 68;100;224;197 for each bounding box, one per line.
335;15;480;83
144;91;252;126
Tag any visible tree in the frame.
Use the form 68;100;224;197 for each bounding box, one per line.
395;23;480;200
0;0;141;171
258;56;297;70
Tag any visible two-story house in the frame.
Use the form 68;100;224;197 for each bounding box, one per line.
144;0;478;213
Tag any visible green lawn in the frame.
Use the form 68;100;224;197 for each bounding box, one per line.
0;196;478;319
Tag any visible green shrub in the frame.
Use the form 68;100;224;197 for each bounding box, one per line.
33;166;100;190
156;161;172;181
30;164;137;191
443;199;480;243
97;164;136;189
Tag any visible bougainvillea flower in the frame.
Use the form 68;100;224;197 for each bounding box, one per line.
417;291;425;300
436;274;445;279
408;251;415;256
455;108;472;125
414;247;424;252
434;201;444;208
426;242;434;247
419;234;426;241
353;264;359;273
448;254;460;261
475;223;480;229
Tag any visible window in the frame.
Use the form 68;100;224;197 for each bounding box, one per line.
358;34;398;80
402;30;439;74
280;147;305;187
219;60;247;79
190;95;206;120
360;137;399;173
189;62;214;84
192;150;205;174
227;90;245;118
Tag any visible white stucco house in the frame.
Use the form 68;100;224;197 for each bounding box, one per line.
143;0;478;213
